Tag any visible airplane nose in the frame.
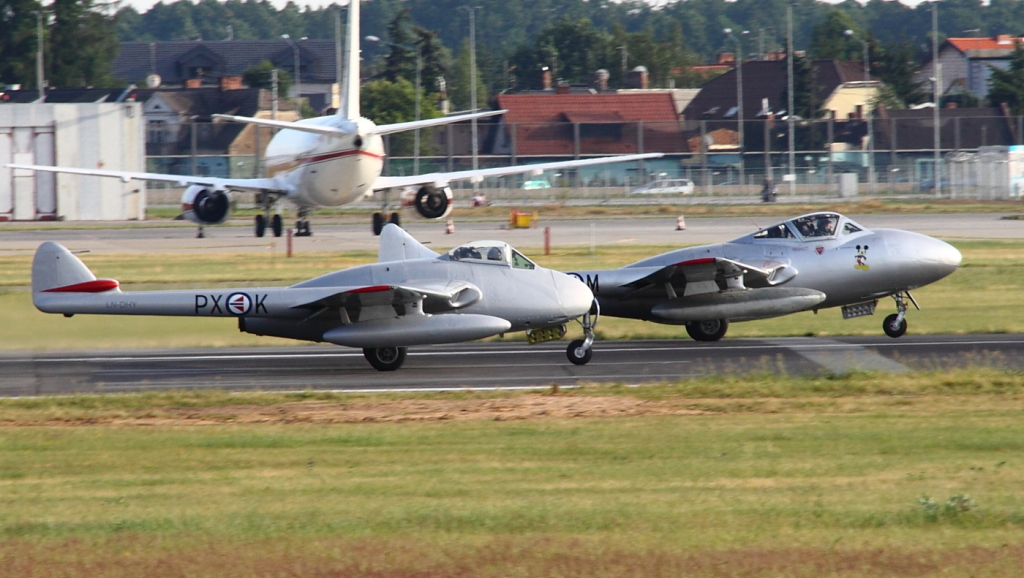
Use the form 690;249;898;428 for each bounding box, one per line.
555;272;594;318
925;238;961;278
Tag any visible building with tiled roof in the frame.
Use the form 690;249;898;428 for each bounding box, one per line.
492;92;687;156
683;59;878;125
916;35;1024;98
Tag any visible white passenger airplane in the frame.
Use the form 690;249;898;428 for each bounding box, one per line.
9;0;660;237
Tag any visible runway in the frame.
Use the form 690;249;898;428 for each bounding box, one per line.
0;213;1020;255
3;334;1022;396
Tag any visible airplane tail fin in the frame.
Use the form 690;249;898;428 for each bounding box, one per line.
339;0;360;119
32;242;119;311
378;224;438;262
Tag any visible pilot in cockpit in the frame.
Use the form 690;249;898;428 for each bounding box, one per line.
487;247;503;261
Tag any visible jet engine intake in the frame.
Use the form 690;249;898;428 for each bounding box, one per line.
181;185;231;225
414;184;453;219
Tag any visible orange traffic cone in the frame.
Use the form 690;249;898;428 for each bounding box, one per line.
676;215;686;231
445;217;455;234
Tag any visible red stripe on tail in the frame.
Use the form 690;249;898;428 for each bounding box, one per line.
43;279;120;293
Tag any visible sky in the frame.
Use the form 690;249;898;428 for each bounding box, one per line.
117;0;931;15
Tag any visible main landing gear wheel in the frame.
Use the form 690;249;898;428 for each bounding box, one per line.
883;314;908;338
566;300;600;365
388;212;401;226
255;214;266;237
363;347;407;371
686;319;729;342
295;208;312;237
372;212;385;236
271;214;283;237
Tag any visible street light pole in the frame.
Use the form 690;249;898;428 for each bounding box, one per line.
33;10;45;101
845;29;875;194
786;2;795;196
281;34;302;104
932;1;942;198
462;6;481;190
725;29;747;189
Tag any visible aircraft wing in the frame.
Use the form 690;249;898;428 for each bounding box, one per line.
291;280;482;313
624;257;797;297
372;153;664;190
5;163;289;193
211;110;505;138
371;110;506;136
212;114;354;136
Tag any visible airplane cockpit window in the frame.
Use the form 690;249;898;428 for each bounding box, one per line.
842;222;862;235
753;223;795;239
445;241;529;267
791;214;839;238
510;249;536;270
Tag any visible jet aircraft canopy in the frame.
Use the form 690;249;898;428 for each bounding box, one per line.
442;241;537;269
742;212;866;242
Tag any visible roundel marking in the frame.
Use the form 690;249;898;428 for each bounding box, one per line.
227;292;253;316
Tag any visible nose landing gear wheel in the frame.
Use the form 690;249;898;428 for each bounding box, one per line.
883;313;907;338
363;347;407;371
388;212;401;226
271;214;283;237
255;214;266;237
686;319;729;342
566;339;593;365
372;212;385;236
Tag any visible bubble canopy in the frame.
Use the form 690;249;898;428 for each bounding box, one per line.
739;212;866;242
441;241;537;270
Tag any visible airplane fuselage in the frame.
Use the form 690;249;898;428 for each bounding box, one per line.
264;116;385;209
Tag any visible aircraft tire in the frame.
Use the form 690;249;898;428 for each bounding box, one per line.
883;314;907;338
255;214;266;237
388;212;401;227
363;347;407;371
686;319;729;342
372;212;385;236
271;214;283;237
566;339;593;365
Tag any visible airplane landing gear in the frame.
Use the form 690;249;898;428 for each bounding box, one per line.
255;197;284;238
363;346;407;371
295;208;312;237
883;292;914;338
372;212;401;235
567;301;599;365
686;319;729;342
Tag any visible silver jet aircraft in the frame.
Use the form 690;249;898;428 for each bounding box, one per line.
31;224;594;370
566;212;961;351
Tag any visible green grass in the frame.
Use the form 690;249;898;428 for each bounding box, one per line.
0;240;1021;350
1;378;1023;576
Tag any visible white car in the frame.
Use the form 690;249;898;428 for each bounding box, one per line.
628;178;695;195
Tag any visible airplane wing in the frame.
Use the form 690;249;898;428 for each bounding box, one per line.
211;110;505;138
371;110;506;136
290;280;482;313
5;163;289;193
623;257;798;297
372;153;664;190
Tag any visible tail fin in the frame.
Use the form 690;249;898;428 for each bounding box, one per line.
339;0;360;119
32;243;119;311
378;224;438;262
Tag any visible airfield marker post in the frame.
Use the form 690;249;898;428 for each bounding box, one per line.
286;228;293;257
544;226;551;255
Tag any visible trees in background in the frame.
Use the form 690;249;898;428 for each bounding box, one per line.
988;44;1024;115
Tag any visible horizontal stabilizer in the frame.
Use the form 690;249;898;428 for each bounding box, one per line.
212;114;356;136
371;110;506;136
651;287;825;322
322;313;511;347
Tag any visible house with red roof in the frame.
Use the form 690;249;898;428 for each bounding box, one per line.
916;35;1024;98
492;92;688;157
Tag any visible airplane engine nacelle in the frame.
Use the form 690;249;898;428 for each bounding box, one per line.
181;185;231;225
413;184;454;219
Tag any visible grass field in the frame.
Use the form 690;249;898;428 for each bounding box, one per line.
1;374;1023;577
1;239;1022;350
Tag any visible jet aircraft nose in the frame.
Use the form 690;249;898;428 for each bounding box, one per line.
554;271;595;319
883;229;961;285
